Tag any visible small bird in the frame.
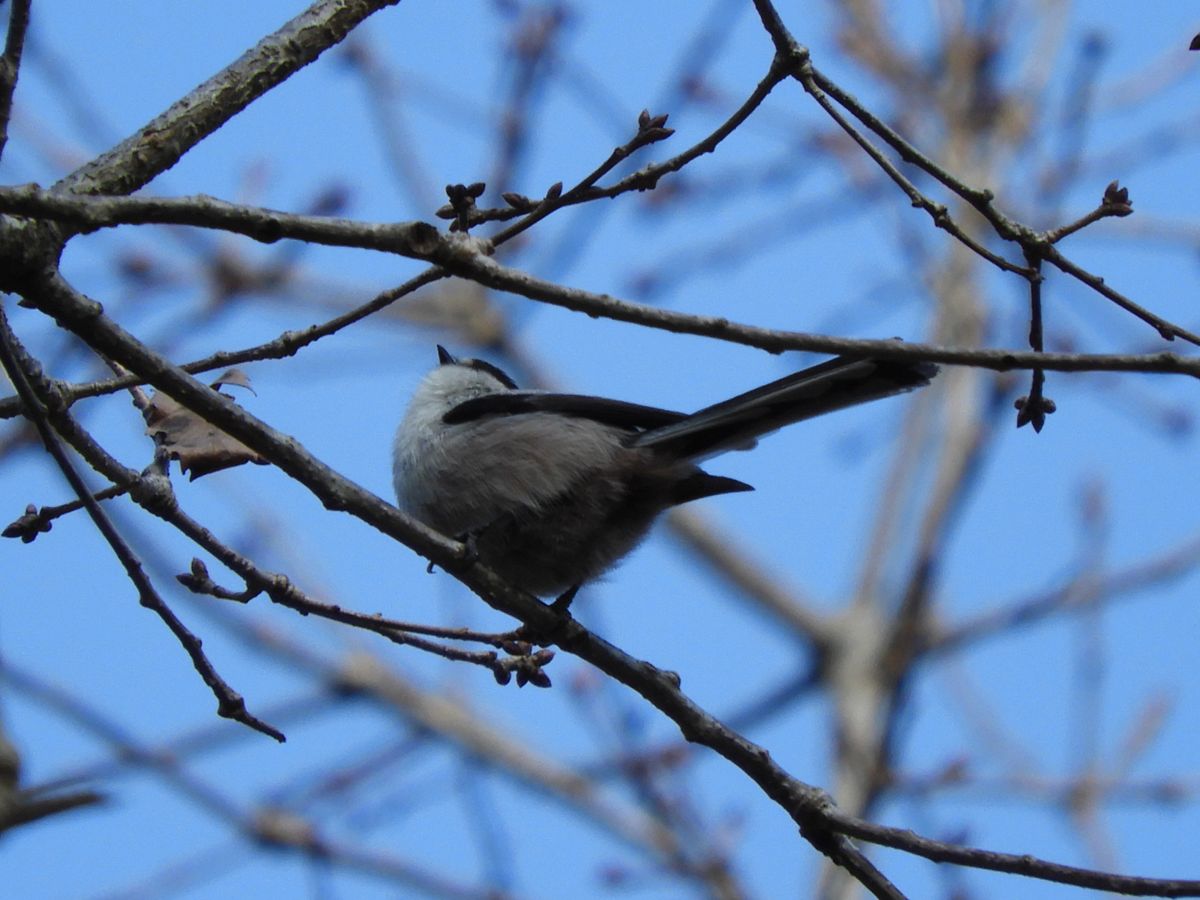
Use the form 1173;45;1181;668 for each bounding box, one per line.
393;346;936;604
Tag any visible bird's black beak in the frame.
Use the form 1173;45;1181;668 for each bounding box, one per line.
436;345;456;366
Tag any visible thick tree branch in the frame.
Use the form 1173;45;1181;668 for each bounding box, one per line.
10;261;1193;895
0;187;1196;391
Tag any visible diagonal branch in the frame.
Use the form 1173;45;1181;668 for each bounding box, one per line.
828;808;1200;896
18;266;1196;896
0;0;32;159
749;0;1200;348
10;253;907;894
58;0;401;197
0;303;284;742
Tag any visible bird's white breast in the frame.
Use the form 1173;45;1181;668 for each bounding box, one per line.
392;365;627;537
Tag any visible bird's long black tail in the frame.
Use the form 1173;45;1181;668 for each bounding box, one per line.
632;356;937;460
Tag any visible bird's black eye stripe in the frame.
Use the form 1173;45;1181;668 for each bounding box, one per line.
467;358;519;389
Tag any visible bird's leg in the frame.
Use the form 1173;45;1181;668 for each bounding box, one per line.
549;583;580;613
512;583;579;648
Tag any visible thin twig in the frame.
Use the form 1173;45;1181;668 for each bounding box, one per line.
2;189;1197;383
0;303;284;742
3;483;129;542
828;808;1200;896
0;269;447;418
418;251;1200;377
746;4;1200;348
794;59;1032;276
1015;255;1054;431
15;388;546;685
0;0;32;159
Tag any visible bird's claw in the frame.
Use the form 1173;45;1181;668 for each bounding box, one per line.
426;531;480;574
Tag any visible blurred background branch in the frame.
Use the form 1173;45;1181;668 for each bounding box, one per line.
1;1;1199;897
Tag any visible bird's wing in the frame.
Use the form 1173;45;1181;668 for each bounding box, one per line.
443;391;688;432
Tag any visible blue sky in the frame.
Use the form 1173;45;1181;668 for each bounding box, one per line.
2;2;1200;898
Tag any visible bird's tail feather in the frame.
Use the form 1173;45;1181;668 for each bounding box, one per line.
632;356;937;460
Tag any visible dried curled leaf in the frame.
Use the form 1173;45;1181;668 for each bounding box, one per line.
210;368;256;394
144;369;266;480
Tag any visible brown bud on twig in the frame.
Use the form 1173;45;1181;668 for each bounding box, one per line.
501;192;535;211
635;109;674;144
443;182;488;231
177;557;214;593
1014;393;1057;432
2;503;52;543
1102;180;1132;216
